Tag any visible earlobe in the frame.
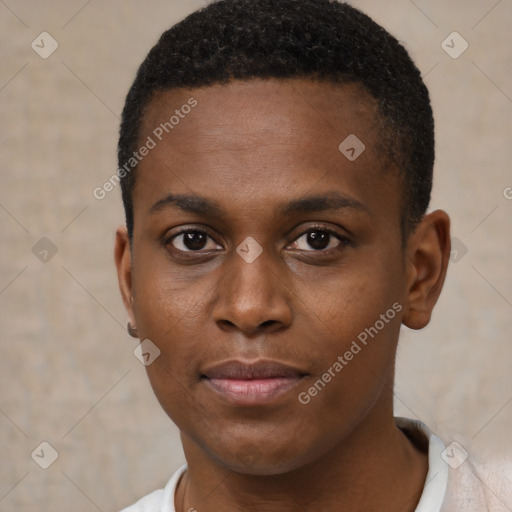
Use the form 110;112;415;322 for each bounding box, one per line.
114;225;136;325
402;210;451;330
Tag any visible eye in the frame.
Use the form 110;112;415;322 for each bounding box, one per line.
164;226;350;256
289;226;350;252
167;229;221;252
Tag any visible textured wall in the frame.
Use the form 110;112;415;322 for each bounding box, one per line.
1;1;511;510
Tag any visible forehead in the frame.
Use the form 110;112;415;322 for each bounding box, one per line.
134;78;400;226
141;78;379;151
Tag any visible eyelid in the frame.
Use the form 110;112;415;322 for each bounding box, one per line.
163;223;351;254
290;223;349;240
164;225;222;250
287;224;351;251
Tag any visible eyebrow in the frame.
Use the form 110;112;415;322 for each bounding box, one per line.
149;191;369;218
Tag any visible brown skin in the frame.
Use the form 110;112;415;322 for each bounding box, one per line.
115;78;451;512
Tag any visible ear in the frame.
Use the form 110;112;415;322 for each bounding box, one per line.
402;210;451;330
114;225;136;327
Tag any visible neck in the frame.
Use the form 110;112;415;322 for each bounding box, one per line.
175;411;428;512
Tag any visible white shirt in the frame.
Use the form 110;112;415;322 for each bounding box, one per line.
119;417;509;511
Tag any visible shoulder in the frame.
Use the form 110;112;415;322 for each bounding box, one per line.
442;458;512;511
118;464;188;512
119;488;165;512
395;417;512;512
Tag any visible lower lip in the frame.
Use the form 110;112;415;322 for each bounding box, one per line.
203;377;303;405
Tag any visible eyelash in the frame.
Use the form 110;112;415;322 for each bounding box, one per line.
163;224;351;256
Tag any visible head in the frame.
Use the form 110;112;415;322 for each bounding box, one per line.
118;0;435;241
115;0;450;475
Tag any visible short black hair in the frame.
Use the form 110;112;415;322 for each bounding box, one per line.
118;0;434;241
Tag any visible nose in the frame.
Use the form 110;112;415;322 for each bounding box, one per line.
212;244;293;335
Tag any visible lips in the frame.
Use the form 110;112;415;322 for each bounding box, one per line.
201;359;305;380
200;359;307;405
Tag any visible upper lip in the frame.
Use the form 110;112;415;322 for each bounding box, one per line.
201;359;307;380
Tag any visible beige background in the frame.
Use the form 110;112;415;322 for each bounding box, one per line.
1;0;511;510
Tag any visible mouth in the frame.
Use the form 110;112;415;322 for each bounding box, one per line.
200;359;308;406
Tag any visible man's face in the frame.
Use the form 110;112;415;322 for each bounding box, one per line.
123;78;409;474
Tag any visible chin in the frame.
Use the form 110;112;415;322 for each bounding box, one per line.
207;442;311;476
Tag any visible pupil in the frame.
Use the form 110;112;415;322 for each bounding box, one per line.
308;231;329;250
184;231;206;250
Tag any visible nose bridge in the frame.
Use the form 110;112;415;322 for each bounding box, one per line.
213;240;292;333
232;243;274;300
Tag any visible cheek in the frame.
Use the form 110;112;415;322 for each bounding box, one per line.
136;281;207;432
301;256;401;343
131;262;207;394
295;296;402;453
132;255;206;334
296;256;403;403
